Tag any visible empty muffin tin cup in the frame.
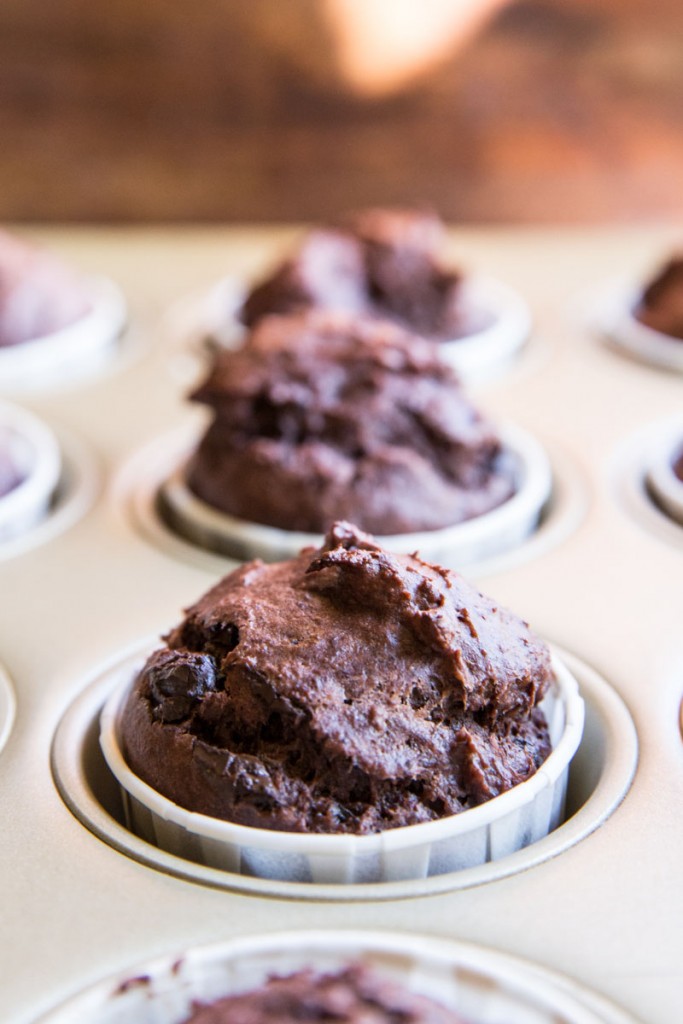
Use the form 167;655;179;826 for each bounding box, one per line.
0;400;61;541
37;930;635;1024
0;274;127;390
100;650;584;885
159;421;552;568
645;431;683;526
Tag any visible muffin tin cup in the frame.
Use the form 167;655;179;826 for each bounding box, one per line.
99;651;584;886
594;279;683;372
0;400;61;541
37;930;635;1024
609;415;683;552
645;428;683;526
159;421;553;568
0;274;127;390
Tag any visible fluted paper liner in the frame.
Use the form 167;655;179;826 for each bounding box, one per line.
100;650;584;886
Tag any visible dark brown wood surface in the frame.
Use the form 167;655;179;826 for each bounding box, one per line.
1;0;682;223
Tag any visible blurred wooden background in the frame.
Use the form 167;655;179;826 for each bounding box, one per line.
1;0;682;223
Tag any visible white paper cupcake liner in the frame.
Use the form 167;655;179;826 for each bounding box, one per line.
158;421;552;569
100;650;583;886
594;279;683;372
645;427;683;526
178;273;531;386
37;930;634;1024
0;274;127;390
0;400;61;541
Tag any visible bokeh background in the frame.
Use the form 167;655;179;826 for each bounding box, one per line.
1;0;682;223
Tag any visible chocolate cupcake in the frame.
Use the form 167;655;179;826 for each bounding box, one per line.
103;523;583;882
182;964;465;1024
38;932;617;1022
0;229;127;389
162;310;551;566
597;252;683;372
242;208;485;342
187;312;515;537
0;229;91;349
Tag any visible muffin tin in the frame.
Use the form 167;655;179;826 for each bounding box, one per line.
1;225;682;1024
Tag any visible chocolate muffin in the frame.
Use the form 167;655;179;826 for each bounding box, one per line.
241;208;487;340
187;312;516;535
0;230;91;349
182;964;466;1024
634;256;683;339
120;522;553;835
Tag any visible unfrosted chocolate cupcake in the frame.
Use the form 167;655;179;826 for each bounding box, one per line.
241;208;488;340
634;255;683;339
0;229;91;348
120;522;553;836
187;312;516;536
182;964;466;1024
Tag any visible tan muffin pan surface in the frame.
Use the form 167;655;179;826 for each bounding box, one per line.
2;226;683;1023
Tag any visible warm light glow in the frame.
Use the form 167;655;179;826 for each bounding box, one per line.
325;0;510;96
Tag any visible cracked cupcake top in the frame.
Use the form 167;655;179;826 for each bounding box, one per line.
120;523;553;835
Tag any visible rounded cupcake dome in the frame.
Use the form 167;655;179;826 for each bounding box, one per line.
240;207;489;340
0;229;91;348
187;312;516;536
119;521;553;836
